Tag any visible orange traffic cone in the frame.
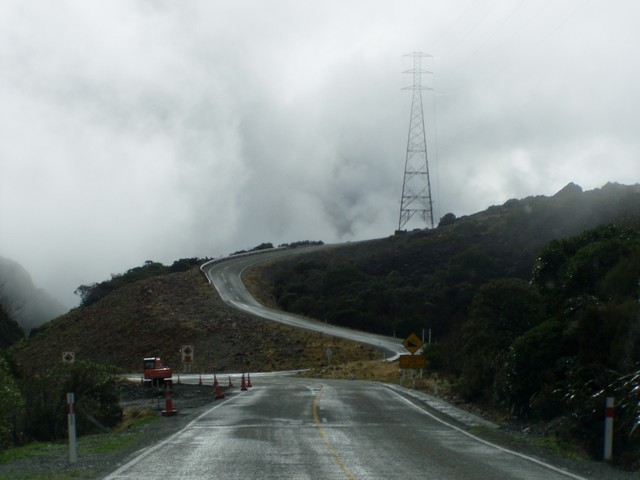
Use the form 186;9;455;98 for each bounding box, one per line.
161;382;177;416
214;382;225;400
240;373;247;391
247;373;252;388
228;375;234;388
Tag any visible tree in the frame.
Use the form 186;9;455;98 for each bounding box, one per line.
0;303;24;348
499;319;570;417
532;224;640;306
0;354;24;447
0;281;25;327
21;361;122;441
438;213;456;227
458;278;545;402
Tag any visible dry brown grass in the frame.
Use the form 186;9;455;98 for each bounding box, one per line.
296;357;448;391
10;267;379;375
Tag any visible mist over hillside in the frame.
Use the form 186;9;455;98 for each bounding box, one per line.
249;182;640;463
257;182;640;336
0;256;67;333
0;302;23;348
7;181;640;464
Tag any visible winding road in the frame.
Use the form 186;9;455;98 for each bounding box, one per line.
103;246;599;479
200;246;405;358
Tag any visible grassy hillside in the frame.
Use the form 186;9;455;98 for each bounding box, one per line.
9;267;377;374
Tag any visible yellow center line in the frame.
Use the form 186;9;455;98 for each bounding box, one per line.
312;385;355;480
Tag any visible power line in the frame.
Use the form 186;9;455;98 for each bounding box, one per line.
436;0;502;62
436;0;592;97
431;0;478;53
438;0;527;84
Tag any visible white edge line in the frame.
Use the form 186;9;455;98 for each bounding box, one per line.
101;393;244;479
384;386;588;480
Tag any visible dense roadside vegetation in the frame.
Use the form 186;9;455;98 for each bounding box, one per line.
254;183;640;467
0;354;121;450
1;182;639;469
0;306;23;349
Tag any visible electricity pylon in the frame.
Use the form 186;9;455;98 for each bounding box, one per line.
398;52;434;231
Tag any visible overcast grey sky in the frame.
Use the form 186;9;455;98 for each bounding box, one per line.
1;0;638;307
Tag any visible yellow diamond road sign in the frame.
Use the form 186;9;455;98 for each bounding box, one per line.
403;333;423;354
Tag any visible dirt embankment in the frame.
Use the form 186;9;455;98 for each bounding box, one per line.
10;267;380;375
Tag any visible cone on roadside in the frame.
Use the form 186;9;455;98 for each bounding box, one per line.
240;373;247;391
214;382;225;400
247;373;252;388
161;381;177;416
213;374;219;388
228;375;234;388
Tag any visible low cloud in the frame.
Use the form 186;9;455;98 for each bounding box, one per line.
1;1;638;307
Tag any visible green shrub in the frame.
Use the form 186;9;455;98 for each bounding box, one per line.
0;305;24;348
20;361;122;441
0;355;24;448
498;319;570;417
457;278;545;403
532;224;640;307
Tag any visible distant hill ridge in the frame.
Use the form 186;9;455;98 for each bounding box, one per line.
251;182;640;336
5;181;640;357
6;181;640;467
0;257;67;336
246;182;640;463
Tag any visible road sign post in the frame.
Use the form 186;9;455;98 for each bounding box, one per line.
181;345;193;373
67;393;77;463
604;396;614;461
400;334;426;387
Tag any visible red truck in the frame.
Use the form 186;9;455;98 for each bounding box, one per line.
143;357;172;386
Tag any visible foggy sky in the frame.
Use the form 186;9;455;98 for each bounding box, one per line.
1;0;639;308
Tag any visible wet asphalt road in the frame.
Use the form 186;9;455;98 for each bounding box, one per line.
103;376;586;480
200;246;406;358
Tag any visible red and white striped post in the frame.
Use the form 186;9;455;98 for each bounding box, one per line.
66;393;77;463
604;396;614;462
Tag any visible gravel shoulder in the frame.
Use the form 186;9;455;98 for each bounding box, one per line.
0;382;226;480
382;383;638;480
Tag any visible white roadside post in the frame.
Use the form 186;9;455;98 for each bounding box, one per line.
604;396;614;462
67;393;77;463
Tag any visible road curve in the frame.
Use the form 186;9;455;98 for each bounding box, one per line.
200;246;405;358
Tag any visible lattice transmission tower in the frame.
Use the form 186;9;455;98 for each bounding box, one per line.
398;52;434;231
